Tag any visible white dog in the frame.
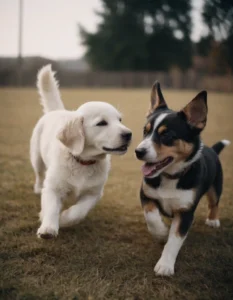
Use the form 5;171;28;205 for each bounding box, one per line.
30;65;132;239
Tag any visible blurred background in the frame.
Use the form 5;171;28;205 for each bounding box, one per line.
0;0;233;91
1;2;233;298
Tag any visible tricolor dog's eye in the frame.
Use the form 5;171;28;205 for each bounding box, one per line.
119;118;122;122
96;120;108;126
159;129;177;146
143;122;151;136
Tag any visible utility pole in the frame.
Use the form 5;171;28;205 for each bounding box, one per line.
17;0;23;86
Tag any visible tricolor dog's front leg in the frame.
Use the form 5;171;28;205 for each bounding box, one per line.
154;211;194;276
141;190;168;241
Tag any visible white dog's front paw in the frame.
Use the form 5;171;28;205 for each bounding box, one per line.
34;184;42;194
37;225;58;239
205;218;220;228
39;211;43;223
154;258;174;276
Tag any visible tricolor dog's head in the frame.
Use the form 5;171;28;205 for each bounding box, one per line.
58;101;132;160
135;82;207;178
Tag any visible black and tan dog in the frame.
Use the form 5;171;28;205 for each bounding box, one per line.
135;82;230;276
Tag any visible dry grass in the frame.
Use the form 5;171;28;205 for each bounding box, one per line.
0;88;233;300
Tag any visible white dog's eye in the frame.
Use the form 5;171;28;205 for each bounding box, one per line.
96;120;108;126
119;118;122;122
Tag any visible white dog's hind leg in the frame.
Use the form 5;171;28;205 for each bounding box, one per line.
30;125;45;194
59;194;100;227
32;156;45;194
37;187;62;239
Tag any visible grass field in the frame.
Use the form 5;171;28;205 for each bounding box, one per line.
0;88;233;300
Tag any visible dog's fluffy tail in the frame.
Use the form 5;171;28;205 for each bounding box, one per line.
37;64;65;114
212;140;231;155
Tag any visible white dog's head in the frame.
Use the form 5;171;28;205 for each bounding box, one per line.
57;102;132;160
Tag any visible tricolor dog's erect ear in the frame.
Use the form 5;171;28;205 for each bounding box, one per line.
57;116;85;156
181;91;208;130
147;81;168;117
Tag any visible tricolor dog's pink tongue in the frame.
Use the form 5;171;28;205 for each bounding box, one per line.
142;163;155;176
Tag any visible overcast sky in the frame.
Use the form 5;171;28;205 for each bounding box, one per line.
0;0;207;59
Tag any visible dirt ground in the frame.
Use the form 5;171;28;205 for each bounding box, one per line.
0;88;233;300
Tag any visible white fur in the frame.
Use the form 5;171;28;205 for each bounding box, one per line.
154;215;186;276
144;209;168;241
221;139;231;146
136;137;157;162
31;65;131;238
143;180;194;276
154;113;168;129
136;113;168;163
143;179;194;216
205;218;220;228
137;113;168;162
60;194;101;227
37;64;64;113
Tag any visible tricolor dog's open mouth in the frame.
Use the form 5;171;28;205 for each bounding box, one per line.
103;144;128;153
142;157;174;177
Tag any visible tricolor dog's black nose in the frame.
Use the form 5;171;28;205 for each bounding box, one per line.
135;148;146;159
121;132;132;142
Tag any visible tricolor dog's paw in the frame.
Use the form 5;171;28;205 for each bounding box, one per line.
156;227;169;241
147;224;168;242
37;225;58;239
154;258;174;276
152;230;168;244
205;218;220;228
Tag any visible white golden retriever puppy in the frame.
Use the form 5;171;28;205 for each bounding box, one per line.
30;65;132;239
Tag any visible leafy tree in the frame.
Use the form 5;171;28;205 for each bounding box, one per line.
79;0;192;71
195;35;213;57
202;0;233;71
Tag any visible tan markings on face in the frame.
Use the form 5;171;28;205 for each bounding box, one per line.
153;139;193;162
206;186;219;220
174;140;194;160
145;122;151;133
157;125;167;134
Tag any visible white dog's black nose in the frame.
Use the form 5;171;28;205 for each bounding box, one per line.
135;148;146;159
121;132;132;142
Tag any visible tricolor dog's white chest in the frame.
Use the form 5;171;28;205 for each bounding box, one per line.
143;177;194;216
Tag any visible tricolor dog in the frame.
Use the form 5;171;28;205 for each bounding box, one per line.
30;65;132;239
135;82;230;276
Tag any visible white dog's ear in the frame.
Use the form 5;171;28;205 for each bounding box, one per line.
57;116;85;156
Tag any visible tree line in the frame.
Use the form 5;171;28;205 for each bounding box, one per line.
79;0;233;74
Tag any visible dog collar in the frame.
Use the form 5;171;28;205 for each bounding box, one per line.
72;155;96;165
162;165;191;180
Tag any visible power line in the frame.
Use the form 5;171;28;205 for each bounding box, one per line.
17;0;23;86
